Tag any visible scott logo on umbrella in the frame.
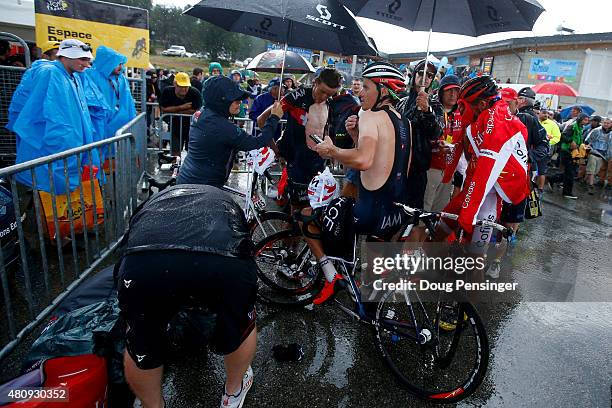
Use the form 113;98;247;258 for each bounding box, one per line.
260;17;272;31
306;4;346;30
375;0;403;22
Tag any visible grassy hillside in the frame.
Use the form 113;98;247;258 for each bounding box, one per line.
150;55;276;82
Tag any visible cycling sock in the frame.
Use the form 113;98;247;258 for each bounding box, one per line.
319;256;338;282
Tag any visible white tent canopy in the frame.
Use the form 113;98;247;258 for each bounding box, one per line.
5;0;35;28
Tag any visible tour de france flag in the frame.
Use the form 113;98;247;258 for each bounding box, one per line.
35;0;149;68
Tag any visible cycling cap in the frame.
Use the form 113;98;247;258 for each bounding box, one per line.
459;76;499;103
362;61;406;93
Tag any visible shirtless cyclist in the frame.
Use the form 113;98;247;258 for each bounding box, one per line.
309;61;412;304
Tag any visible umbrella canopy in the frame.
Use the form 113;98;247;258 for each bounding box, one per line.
184;0;378;56
531;82;578;97
247;50;315;73
341;0;545;36
240;69;258;78
560;104;595;120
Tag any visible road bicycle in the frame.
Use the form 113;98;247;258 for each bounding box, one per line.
253;203;513;402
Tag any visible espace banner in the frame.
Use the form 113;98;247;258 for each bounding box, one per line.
34;0;149;68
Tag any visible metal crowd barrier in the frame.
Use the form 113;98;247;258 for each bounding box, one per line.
0;115;145;360
0;65;26;167
152;114;258;153
0;62;146;169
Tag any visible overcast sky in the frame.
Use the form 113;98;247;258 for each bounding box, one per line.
155;0;612;54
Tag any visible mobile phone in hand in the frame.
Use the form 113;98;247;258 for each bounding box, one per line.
309;134;323;144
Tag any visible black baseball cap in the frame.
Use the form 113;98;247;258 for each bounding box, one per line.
518;87;536;98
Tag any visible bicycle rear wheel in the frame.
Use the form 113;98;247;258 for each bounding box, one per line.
254;229;323;307
374;290;489;403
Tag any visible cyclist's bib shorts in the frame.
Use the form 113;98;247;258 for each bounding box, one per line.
118;250;257;370
353;107;411;242
441;190;502;254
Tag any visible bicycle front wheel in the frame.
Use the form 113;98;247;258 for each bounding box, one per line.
250;210;291;245
254;229;323;307
374;289;489;403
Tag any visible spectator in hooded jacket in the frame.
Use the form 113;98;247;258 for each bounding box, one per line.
13;39;101;194
177;76;283;187
82;46;137;146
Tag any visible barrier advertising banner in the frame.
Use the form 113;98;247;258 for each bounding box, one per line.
35;0;149;68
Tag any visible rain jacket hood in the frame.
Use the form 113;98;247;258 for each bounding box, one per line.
208;62;223;76
125;184;254;258
201;75;249;117
92;46;127;78
13;61;101;193
82;46;136;143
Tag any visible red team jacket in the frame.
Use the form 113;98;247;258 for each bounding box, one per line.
457;100;530;232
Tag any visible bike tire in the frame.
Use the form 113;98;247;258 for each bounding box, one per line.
374;290;489;403
253;229;323;307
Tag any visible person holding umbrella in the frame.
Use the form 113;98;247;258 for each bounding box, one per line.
396;59;443;210
177;76;283;188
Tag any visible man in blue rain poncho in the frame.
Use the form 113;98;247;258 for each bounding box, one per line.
13;39;101;194
6;42;62;137
6;59;55;143
82;45;136;142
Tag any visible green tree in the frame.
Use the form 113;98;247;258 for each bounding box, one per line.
101;1;273;61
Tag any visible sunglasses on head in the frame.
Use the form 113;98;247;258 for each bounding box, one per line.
61;43;92;52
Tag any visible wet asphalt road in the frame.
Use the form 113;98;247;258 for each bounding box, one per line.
152;178;612;408
1;163;609;407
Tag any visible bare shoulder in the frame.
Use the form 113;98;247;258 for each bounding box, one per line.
360;109;392;123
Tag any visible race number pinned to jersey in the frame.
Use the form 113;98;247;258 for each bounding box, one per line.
308;167;339;209
248;147;276;175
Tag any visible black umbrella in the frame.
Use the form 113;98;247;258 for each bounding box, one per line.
341;0;545;36
246;49;315;74
184;0;378;56
341;0;544;86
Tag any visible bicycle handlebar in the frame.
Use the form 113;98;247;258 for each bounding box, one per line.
394;202;514;237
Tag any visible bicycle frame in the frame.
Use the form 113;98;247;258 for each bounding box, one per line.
324;235;431;344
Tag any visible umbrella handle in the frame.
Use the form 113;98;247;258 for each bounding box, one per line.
418;0;437;105
278;20;293;100
279;42;288;100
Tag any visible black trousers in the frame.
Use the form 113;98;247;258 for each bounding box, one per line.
550;151;576;195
